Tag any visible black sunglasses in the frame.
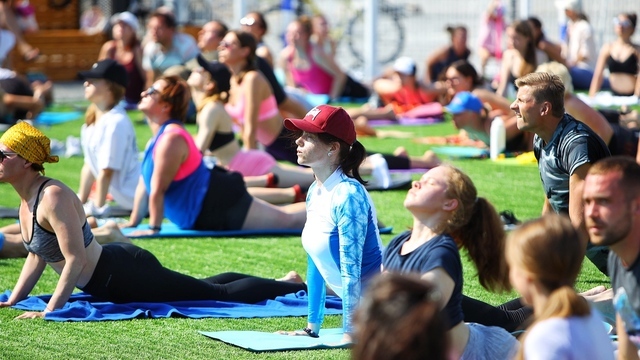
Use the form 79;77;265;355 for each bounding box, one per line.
0;149;18;163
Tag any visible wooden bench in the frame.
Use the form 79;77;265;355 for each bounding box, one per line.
31;0;79;30
9;0;107;81
12;30;107;81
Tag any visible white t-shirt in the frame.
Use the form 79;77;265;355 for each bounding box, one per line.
524;309;614;360
80;105;140;209
565;19;597;70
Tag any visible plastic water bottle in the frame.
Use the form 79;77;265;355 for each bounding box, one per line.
490;116;506;161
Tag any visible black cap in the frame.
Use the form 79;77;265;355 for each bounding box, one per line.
78;59;128;88
196;54;231;93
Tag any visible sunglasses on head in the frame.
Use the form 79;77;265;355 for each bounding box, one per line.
0;149;18;163
240;17;256;26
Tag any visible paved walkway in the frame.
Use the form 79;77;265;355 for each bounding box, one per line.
52;81;86;104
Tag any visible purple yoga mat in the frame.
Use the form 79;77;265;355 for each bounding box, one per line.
369;117;443;127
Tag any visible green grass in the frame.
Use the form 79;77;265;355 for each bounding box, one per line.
0;112;610;359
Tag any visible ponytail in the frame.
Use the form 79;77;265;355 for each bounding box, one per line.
515;286;589;360
340;140;367;184
451;197;510;292
443;165;510;292
506;214;589;360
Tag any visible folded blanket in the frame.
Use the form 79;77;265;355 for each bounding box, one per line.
0;290;342;322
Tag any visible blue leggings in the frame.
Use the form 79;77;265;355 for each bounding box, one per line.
81;243;306;303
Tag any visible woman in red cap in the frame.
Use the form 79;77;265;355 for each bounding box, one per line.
278;104;382;342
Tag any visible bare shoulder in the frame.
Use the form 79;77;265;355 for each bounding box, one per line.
37;179;83;218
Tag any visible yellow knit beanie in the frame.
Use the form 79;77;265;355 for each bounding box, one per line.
0;122;59;170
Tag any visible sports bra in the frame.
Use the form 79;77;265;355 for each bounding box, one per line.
224;91;279;124
156;124;202;181
208;131;236;152
287;46;334;94
22;179;94;263
607;53;639;75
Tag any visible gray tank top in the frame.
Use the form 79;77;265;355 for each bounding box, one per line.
22;179;94;262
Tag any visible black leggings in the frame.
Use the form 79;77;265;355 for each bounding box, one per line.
265;127;298;165
81;243;306;304
462;295;533;333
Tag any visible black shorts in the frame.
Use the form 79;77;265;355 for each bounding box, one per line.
608;123;639;157
193;166;253;230
265;127;298;164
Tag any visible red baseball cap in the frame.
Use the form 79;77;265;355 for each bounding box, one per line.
284;105;356;145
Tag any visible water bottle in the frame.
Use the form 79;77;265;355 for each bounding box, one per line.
490;116;506;161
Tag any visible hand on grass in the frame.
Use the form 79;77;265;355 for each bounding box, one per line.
126;229;157;237
15;311;45;319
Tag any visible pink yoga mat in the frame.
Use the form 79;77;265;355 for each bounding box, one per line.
369;117;443;127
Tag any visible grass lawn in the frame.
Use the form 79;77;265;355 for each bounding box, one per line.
0;109;610;359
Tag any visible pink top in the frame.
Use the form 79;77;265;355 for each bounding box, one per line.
155;125;202;181
225;92;279;124
288;46;334;95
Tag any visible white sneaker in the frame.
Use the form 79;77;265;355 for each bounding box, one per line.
83;201;111;218
50;139;66;156
65;135;82;158
367;153;391;189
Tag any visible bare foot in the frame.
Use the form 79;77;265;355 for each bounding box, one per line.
580;285;606;297
354;116;377;137
277;271;304;283
422;150;441;167
376;130;414;139
94;220;132;244
413;136;448;145
393;146;408;157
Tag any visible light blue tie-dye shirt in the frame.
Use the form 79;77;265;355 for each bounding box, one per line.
301;169;382;335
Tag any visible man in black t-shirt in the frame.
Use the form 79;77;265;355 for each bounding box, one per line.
583;157;640;359
511;72;610;274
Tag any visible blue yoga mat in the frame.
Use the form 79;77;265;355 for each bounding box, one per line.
305;94;331;107
199;328;349;352
121;222;393;238
0;290;342;322
34;111;83;126
431;146;489;159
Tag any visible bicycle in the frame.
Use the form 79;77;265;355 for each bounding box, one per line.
131;0;227;27
259;0;416;67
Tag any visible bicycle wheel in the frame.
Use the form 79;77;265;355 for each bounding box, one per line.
346;8;404;66
187;0;213;26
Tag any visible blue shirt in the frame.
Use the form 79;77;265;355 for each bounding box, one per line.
141;121;210;228
142;33;199;73
301;169;382;334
